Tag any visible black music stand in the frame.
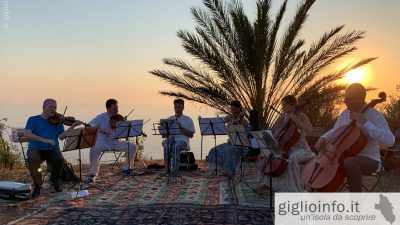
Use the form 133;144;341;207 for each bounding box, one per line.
64;127;103;199
250;130;283;209
152;119;184;185
225;125;261;196
112;120;144;186
198;116;226;175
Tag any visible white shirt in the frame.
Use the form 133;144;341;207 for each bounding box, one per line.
166;114;195;144
89;112;118;148
322;108;395;162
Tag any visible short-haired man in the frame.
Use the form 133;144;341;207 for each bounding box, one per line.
86;99;136;182
315;83;395;192
161;98;195;178
24;98;82;197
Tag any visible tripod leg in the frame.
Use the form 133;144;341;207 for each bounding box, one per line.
214;136;218;175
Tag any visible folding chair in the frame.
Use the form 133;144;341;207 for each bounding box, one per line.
10;128;49;184
340;143;395;192
98;149;123;172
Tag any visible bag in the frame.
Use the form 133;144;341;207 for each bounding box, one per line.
179;151;198;171
60;159;79;182
0;181;31;200
179;151;195;165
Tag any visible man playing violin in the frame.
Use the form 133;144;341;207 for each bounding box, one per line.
23;98;82;198
86;99;137;182
314;83;395;192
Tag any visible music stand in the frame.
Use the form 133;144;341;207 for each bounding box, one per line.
152;119;184;185
10;128;29;167
250;130;283;209
112;120;144;186
225;125;261;195
64;127;103;198
198;116;226;175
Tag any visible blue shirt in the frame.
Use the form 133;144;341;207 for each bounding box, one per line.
25;115;65;151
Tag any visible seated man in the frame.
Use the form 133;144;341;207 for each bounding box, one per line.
315;83;395;192
23;98;82;197
86;99;136;182
161;98;195;177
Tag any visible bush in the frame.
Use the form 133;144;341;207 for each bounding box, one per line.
0;118;23;169
382;85;400;132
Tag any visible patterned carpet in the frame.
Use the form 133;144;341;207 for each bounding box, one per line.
4;165;274;224
11;204;273;225
79;169;273;208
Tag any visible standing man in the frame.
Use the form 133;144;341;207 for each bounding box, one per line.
161;98;195;177
86;99;136;182
314;83;395;192
24;98;82;198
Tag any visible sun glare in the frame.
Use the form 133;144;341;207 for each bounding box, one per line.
343;67;368;84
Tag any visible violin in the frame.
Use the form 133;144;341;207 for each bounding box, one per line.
301;92;387;192
229;110;246;125
109;114;125;129
109;111;147;137
49;113;85;126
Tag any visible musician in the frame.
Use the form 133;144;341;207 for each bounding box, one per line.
314;83;395;192
258;95;315;192
161;98;195;178
207;100;249;178
24;98;82;198
86;99;137;183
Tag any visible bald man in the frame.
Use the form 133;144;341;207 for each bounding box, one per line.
315;83;395;192
24;98;81;197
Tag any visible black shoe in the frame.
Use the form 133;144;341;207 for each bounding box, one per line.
52;182;63;193
122;169;138;176
31;186;41;198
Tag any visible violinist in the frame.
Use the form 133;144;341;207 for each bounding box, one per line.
206;100;249;178
86;99;137;183
314;83;394;192
23;98;82;198
258;95;314;192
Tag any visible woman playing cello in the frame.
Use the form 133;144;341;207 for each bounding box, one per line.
258;95;315;192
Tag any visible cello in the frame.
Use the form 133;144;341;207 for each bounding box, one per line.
255;103;306;177
301;92;386;192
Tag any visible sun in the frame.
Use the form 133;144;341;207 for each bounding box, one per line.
343;67;368;84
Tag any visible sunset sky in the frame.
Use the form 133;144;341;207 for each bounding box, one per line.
1;0;399;159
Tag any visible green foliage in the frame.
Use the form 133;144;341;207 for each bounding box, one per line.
150;0;375;129
135;136;146;160
300;85;344;129
0;118;22;169
383;85;400;132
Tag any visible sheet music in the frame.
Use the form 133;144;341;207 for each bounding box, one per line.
10;127;28;142
225;124;250;147
64;127;98;151
256;130;282;158
112;120;144;139
198;117;227;135
158;119;181;135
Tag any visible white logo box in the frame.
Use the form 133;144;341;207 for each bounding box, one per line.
275;193;400;225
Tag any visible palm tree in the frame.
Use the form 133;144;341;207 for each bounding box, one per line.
150;0;376;129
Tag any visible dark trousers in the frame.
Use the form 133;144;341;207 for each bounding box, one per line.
343;156;378;192
27;149;63;187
